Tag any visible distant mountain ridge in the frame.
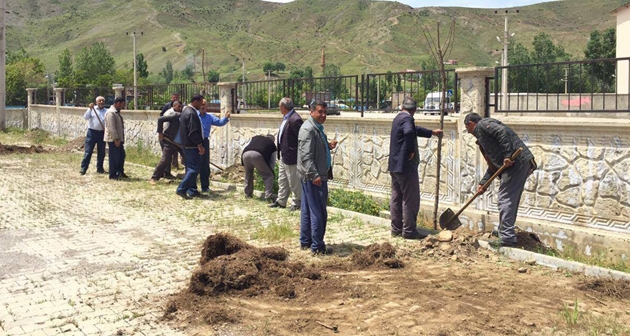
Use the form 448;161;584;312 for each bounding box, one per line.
6;0;620;79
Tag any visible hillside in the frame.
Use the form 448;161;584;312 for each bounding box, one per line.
6;0;620;81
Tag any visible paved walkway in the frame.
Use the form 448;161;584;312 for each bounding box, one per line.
0;152;393;336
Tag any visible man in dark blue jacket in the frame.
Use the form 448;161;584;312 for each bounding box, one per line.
176;94;205;199
388;97;442;239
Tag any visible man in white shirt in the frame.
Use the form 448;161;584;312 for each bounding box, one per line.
80;96;108;175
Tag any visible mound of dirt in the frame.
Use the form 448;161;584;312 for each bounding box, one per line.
416;229;481;261
60;136;86;152
514;231;556;254
211;164;244;183
191;233;320;298
0;142;47;155
351;243;404;269
578;278;630;299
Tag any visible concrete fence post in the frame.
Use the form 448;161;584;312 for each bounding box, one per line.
218;82;237;168
454;67;494;214
54;88;64;137
113;86;125;99
26;88;37;130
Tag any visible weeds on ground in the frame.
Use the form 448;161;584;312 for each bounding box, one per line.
0;127;67;146
561;299;581;327
537;244;630;274
251;222;297;242
558;300;630;335
125;139;160;167
328;188;385;216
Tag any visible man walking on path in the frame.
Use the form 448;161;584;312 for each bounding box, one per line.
242;135;277;201
464;113;537;247
387;97;442;240
298;100;337;255
150;101;183;184
198;98;230;196
269;97;303;211
104;97;127;180
160;92;181;172
80;96;107;175
176;94;205;199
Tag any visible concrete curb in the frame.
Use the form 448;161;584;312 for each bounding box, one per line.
478;240;630;280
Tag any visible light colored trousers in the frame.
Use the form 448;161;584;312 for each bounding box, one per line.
276;159;302;207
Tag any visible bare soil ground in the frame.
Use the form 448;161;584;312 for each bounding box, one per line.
0;141;47;155
165;233;630;336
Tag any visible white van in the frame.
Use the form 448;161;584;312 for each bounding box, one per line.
423;92;454;115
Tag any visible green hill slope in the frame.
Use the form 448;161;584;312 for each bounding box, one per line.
6;0;620;80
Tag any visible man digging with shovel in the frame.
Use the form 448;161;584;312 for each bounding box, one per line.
463;113;537;248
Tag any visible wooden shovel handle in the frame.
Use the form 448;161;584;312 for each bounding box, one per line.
453;147;523;218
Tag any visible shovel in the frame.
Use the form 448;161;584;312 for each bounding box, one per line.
439;147;523;230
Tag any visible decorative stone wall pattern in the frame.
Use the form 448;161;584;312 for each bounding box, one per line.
6;109;27;129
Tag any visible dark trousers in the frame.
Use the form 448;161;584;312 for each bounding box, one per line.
152;141;180;180
242;151;275;199
200;138;210;191
300;180;328;252
107;142;126;179
159;141;177;175
177;148;201;196
390;170;420;235
80;129;105;172
497;161;532;243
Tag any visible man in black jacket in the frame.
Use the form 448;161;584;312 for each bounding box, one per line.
176;94;206;199
150;101;183;184
242;135;277;201
270;98;303;211
388;97;442;239
464;113;536;247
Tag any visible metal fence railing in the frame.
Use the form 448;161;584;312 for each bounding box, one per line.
134;83;220;110
64;87;116;107
362;70;459;115
494;57;630;113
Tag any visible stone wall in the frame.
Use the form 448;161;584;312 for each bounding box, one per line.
5;108;27;129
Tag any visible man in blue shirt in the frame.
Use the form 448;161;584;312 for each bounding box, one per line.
198;98;230;195
80;96;107;175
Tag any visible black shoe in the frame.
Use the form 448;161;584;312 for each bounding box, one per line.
289;204;300;212
269;202;286;209
176;191;192;200
80;169;86;175
402;230;428;240
189;191;202;198
96;169;106;174
245;194;253;198
300;244;311;251
163;173;176;180
488;238;517;248
109;176;121;180
391;231;402;238
121;173;130;179
312;246;333;256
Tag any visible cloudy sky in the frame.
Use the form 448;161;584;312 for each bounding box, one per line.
262;0;557;9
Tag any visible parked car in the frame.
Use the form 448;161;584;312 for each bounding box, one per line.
326;103;341;115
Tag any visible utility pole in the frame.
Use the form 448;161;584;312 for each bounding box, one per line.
126;31;143;110
242;60;246;106
0;0;6;130
495;9;518;112
563;68;568;94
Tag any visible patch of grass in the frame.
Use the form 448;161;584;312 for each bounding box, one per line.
328;188;385;216
253;163;279;194
537;244;630;274
0;127;67;147
561;299;581;327
125;139;161;167
251;222;297;242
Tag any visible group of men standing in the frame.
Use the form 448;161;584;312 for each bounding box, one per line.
244;96;535;253
80;96;128;180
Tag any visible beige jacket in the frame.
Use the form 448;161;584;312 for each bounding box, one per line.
104;106;125;142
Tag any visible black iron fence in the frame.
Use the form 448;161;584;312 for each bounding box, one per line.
134;83;220;110
64;87;115;107
494;57;630;113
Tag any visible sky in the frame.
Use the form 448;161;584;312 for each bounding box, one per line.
262;0;557;9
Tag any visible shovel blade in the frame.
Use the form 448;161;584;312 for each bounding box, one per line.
439;208;462;231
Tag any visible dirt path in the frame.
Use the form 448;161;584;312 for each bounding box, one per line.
0;148;628;336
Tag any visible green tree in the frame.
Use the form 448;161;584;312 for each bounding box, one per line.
530;32;570;64
136;53;149;78
160;60;174;84
320;64;347;100
584;28;616;91
275;62;286;73
263;62;275;75
182;64;195;82
207;70;220;83
73;42;116;87
7;56;46;106
57;48;74;87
